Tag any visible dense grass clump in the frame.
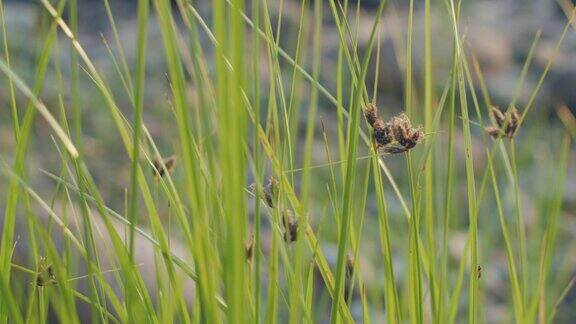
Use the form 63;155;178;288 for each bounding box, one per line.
0;0;575;323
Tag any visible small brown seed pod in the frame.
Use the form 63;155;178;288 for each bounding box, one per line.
364;103;379;127
36;258;57;287
373;121;392;147
282;209;298;243
363;105;424;154
378;113;423;154
484;126;502;138
263;176;279;208
152;155;177;179
485;106;519;139
491;106;506;127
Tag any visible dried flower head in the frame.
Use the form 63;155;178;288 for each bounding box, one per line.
364;104;423;153
282;209;298;243
385;113;424;153
485;106;519;139
152;155;177;179
491;106;506;127
247;176;279;208
364;103;379;127
373;119;392;147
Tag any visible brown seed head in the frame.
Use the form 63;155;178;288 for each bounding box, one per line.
282;209;298;243
378;113;423;154
404;126;424;149
373;123;392;147
152;155;177;179
485;106;520;139
364;103;379;127
491;106;506;127
507;107;520;138
36;258;57;287
287;220;298;243
484;126;502;138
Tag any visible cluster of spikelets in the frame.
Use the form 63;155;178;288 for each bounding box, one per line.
363;103;424;154
35;257;57;287
485;106;520;139
246;176;298;261
261;177;298;244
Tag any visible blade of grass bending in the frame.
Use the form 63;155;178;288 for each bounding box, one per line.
297;0;323;322
0;0;18;138
100;35;134;103
0;3;65;310
556;105;576;138
242;90;354;322
127;0;148;263
0;59;78;158
44;0;224;319
509;30;542;109
154;0;221;321
260;0;294;181
102;0;134;94
73;160;157;322
68;0;83;153
518;8;576;128
0;262;23;324
287;2;310;322
41;168;224;310
0;161;129;321
548;275;576;322
44;3;201;320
